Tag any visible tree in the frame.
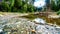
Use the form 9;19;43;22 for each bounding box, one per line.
51;0;60;11
0;0;36;13
9;0;15;12
0;2;9;12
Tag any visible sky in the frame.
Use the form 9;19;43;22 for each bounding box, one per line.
33;0;46;8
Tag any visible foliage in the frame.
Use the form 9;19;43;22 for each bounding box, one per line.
0;0;35;13
0;0;60;12
57;10;60;15
51;0;60;11
0;2;9;12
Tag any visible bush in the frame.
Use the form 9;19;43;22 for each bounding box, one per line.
57;10;60;15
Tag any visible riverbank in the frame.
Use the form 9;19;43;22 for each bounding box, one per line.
0;12;60;26
0;12;60;34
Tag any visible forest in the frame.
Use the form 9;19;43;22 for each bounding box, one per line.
0;0;60;34
0;0;60;13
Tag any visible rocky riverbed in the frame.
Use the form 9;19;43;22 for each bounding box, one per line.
0;14;60;34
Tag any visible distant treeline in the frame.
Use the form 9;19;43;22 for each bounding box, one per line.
0;0;60;13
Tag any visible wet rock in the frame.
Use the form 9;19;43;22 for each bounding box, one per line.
32;18;46;24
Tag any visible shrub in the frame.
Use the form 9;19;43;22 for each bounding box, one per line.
57;10;60;15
